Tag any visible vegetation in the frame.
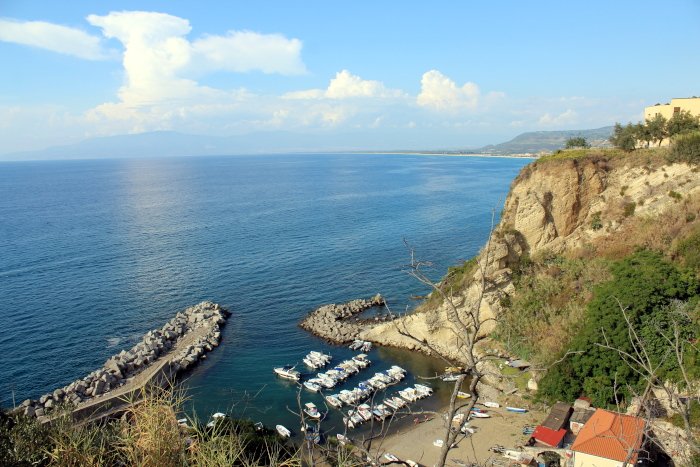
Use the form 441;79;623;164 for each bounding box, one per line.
537;250;700;408
669;130;700;164
0;387;300;467
611;111;700;152
564;136;590;149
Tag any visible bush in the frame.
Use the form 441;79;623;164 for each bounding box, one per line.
538;250;700;407
565;137;590;149
669;130;700;164
669;190;683;202
623;201;636;217
590;212;603;230
610;123;637;151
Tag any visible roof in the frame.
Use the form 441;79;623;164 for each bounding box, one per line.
571;409;646;463
542;402;572;431
570;407;595;425
532;425;567;447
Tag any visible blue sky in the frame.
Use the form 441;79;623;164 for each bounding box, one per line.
1;0;699;154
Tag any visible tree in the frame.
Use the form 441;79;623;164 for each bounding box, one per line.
610;123;637;151
646;113;669;147
565;136;590;149
635;122;653;148
667;110;700;138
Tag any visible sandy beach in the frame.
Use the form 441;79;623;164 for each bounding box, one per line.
370;404;546;466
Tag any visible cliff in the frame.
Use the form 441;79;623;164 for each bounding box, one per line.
362;150;700;364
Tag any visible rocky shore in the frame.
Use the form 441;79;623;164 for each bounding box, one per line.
18;301;229;420
299;294;388;344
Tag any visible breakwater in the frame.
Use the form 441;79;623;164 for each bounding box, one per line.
18;301;229;421
299;294;389;343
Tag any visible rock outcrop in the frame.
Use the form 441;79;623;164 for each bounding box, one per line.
363;155;700;365
19;301;229;419
300;294;387;343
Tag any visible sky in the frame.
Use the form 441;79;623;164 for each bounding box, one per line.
1;0;699;155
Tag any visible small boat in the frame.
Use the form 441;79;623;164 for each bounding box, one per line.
457;391;471;399
441;374;460;382
470;412;491;418
352;353;371;367
304;402;322;419
406;461;419;467
206;412;226;427
433;439;444;447
383;453;400;462
461;425;475;434
303;381;321;392
273;365;300;381
336;433;349;445
325;394;343;408
483;401;500;408
276;424;291;438
506;406;528;413
470;407;486;413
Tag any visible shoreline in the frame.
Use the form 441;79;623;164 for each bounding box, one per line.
341;151;540;159
372;401;546;466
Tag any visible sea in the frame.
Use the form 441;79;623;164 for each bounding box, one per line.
0;153;530;434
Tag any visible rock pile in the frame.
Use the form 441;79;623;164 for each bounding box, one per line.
19;301;229;419
299;294;387;344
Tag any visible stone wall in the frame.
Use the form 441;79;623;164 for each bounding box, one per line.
18;301;228;420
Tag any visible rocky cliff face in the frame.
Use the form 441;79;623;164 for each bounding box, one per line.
363;154;700;365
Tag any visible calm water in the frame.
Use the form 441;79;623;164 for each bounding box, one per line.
0;153;528;431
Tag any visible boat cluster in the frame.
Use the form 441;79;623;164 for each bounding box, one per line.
348;339;373;352
303;354;371;393
323;364;406;409
341;382;433;429
303;351;332;370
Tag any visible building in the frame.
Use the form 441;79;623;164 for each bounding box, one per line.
570;409;646;467
531;425;567;448
644;97;700;121
542;402;573;431
570;398;595;435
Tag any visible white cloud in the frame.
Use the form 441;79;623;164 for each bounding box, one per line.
84;11;306;128
0;17;109;60
192;30;305;75
417;70;480;111
284;70;404;100
538;109;578;126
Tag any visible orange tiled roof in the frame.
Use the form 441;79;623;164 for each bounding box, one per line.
571;409;646;463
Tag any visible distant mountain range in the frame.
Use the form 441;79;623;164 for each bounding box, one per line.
1;126;615;161
477;126;614;154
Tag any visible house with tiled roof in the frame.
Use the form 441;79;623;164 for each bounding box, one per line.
570;409;646;466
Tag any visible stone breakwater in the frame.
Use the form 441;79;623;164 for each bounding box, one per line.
18;301;229;420
299;294;388;344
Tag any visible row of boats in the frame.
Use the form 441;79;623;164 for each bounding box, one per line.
303;354;371;392
342;382;433;429
323;364;407;408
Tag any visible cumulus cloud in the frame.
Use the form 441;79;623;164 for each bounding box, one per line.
538;109;578;126
417;70;480;111
84;11;306;128
284;70;404;100
0;17;109;60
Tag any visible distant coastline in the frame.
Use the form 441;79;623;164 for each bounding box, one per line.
343;151;540;159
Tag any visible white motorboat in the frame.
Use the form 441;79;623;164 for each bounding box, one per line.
433;439;444;447
304;402;322;419
399;388;418;402
470;412;491;418
383;453;400;462
303;381;321;392
325;394;343;408
352;353;371;367
441;374;460;382
457;391;471;399
273;365;300;381
483;401;500;408
276;424;291;438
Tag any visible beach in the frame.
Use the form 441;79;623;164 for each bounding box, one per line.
371;404;546;466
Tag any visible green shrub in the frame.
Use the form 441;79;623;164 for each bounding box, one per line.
677;228;700;271
590;212;603;231
669;190;683;202
669;130;700;164
623;201;636;217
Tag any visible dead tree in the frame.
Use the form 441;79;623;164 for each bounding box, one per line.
392;209;502;467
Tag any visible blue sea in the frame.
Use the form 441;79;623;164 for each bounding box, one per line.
0;153;529;432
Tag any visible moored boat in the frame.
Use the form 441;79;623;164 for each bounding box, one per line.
276;424;291;438
273;365;301;381
506;406;528;413
303;381;321;392
457;391;471;399
304;402;322;419
483;401;500;408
